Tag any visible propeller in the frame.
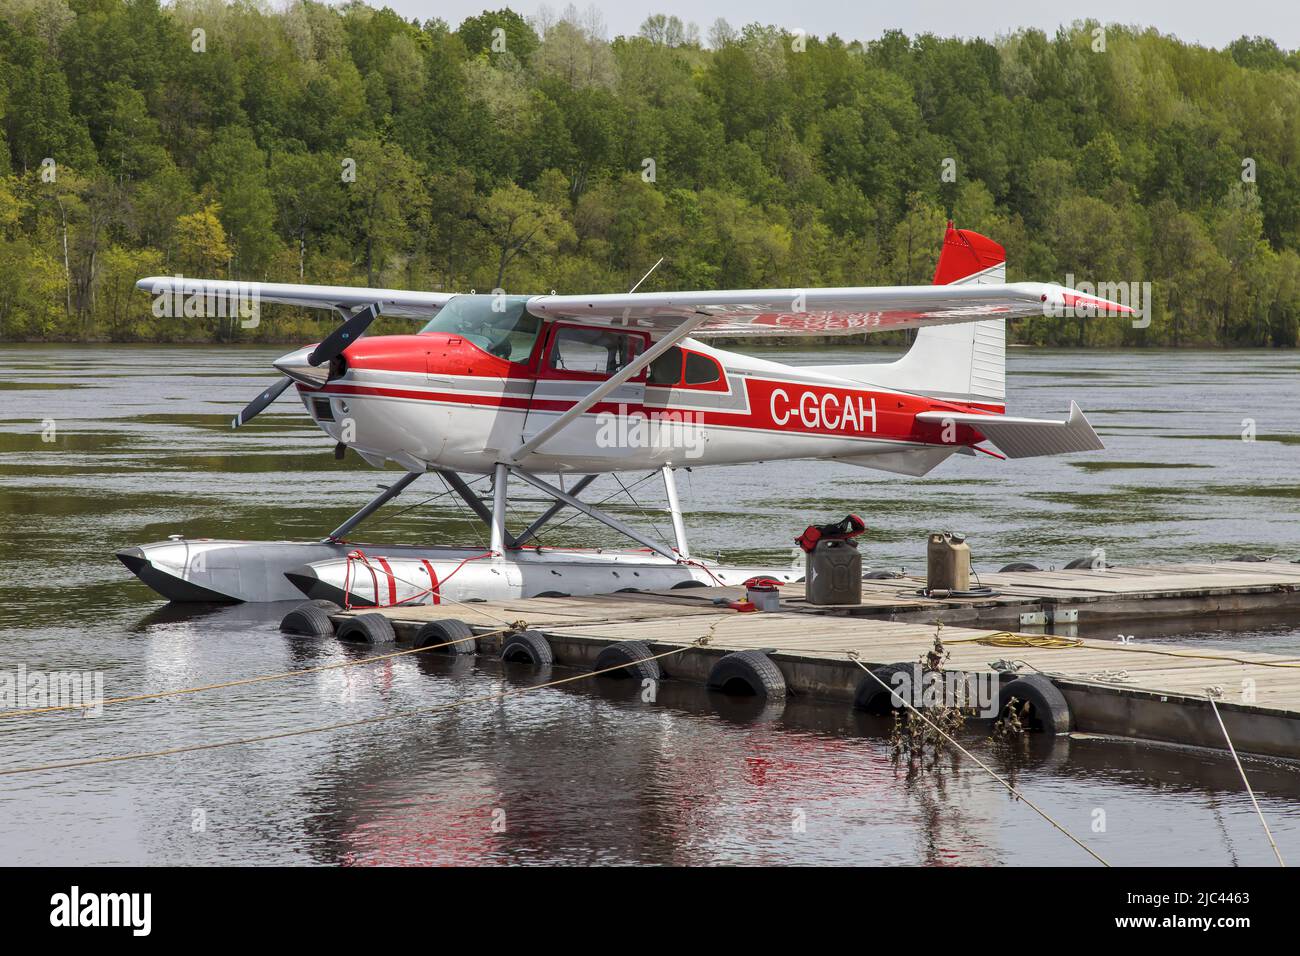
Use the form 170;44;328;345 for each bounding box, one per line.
231;377;293;429
308;304;380;367
231;303;382;429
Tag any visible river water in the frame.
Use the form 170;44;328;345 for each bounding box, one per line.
1;343;1298;865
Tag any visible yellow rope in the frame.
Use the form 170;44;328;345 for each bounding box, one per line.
946;630;1300;669
0;640;707;777
0;624;523;720
946;632;1083;649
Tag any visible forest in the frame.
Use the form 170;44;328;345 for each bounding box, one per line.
2;0;1299;347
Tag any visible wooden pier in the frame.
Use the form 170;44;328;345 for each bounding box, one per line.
331;560;1300;760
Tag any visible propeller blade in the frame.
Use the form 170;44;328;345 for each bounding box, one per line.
232;375;293;429
308;304;380;366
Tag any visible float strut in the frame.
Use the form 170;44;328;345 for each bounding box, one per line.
662;465;690;560
513;474;599;547
490;463;510;555
323;471;422;542
511;467;679;562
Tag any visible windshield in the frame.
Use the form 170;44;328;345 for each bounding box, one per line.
419;295;540;363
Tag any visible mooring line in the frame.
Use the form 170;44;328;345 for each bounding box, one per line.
936;629;1300;670
846;651;1110;867
0;626;521;721
0;641;708;778
1205;689;1286;867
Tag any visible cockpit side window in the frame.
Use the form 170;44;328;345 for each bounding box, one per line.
547;326;645;377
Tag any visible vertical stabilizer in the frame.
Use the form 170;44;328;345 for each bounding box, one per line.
814;222;1007;407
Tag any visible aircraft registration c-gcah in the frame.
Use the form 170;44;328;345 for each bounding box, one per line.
117;222;1131;606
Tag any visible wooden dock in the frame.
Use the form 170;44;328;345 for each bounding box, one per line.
332;560;1300;760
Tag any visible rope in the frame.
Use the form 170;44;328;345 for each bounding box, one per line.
847;651;1110;867
1205;689;1286;867
948;630;1300;670
946;632;1083;649
344;548;495;610
340;548;516;627
682;557;726;586
1095;642;1300;670
0;625;520;720
0;640;709;778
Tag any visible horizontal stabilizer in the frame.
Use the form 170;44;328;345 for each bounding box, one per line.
915;401;1103;458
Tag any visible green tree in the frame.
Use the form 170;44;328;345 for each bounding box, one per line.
198;126;278;274
341;137;425;286
457;8;539;63
475;182;572;289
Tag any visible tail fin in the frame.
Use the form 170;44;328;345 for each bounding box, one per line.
806;222;1008;408
814;222;1007;408
886;222;1006;406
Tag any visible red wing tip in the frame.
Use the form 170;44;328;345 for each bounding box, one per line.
1059;291;1135;315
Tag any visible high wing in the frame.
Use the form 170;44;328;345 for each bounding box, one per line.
915;401;1104;458
138;277;1131;334
526;282;1133;337
136;277;454;318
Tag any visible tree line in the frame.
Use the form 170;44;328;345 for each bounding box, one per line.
2;0;1299;347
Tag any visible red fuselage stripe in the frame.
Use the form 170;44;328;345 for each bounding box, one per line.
318;377;1003;445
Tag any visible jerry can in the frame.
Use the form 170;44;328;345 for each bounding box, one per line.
927;532;971;592
806;538;862;605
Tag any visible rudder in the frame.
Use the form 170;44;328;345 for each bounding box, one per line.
800;221;1008;409
888;222;1006;406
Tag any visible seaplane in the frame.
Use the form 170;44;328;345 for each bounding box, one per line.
116;222;1131;606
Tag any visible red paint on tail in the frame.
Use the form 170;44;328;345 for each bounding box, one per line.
932;221;1006;285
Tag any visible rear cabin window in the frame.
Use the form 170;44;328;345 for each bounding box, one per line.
684;352;722;385
548;327;644;377
647;348;723;387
